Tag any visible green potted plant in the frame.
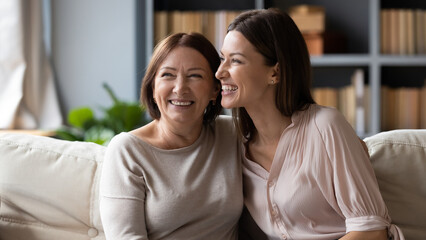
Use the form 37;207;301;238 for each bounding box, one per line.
55;83;150;145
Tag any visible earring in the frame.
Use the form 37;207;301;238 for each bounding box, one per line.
271;80;275;84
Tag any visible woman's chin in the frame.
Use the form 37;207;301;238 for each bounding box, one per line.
221;101;238;109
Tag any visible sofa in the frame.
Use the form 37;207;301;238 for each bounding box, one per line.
0;129;425;240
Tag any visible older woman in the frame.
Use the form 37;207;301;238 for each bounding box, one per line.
100;32;243;239
216;8;404;240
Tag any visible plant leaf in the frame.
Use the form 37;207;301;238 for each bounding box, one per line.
84;125;115;146
54;127;84;141
68;107;95;129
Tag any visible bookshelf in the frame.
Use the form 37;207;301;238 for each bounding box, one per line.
139;0;426;137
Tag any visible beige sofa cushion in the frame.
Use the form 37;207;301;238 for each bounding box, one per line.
0;133;106;240
364;130;426;240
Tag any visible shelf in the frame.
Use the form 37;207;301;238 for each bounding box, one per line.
311;55;426;67
311;55;372;66
379;56;426;66
140;0;426;134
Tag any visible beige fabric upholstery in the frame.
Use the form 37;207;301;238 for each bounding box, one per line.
1;130;425;239
0;133;106;240
364;130;426;240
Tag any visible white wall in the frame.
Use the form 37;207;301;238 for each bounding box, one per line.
51;0;136;118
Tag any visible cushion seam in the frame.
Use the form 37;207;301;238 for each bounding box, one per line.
368;141;426;149
0;217;87;235
0;139;103;163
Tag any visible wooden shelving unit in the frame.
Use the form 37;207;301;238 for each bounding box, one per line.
138;0;426;137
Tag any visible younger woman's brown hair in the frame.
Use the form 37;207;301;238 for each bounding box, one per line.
228;8;315;141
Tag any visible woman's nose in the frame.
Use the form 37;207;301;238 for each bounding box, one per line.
173;76;189;96
215;63;228;80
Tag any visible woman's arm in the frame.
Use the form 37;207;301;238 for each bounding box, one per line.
340;229;388;240
100;134;148;239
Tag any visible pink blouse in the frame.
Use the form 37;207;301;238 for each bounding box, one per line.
242;104;404;240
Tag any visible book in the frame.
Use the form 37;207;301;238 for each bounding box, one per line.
154;11;169;44
381;9;391;54
420;80;426;128
169;11;183;34
288;5;325;33
381;86;397;130
395;87;420;129
202;11;216;47
415;9;424;54
389;9;399;55
398;9;407;55
363;85;371;133
339;84;356;129
406;9;415;55
181;11;203;34
303;32;323;55
313;87;338;109
225;11;242;28
353;69;365;134
215;11;227;51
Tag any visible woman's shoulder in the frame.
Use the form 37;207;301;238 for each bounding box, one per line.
107;131;147;152
299;104;354;136
309;104;348;126
109;132;134;146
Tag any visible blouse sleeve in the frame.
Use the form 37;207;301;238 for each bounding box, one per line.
315;108;392;233
100;134;148;240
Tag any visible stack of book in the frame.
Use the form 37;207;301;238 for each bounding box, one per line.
313;69;369;135
381;8;426;55
154;11;243;50
288;5;325;55
381;81;426;130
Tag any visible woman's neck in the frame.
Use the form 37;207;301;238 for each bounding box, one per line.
155;119;203;149
132;118;203;150
245;103;291;146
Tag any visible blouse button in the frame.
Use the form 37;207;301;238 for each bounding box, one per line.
268;181;275;187
281;234;287;239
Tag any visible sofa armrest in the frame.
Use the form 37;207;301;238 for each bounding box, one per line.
0;133;106;240
364;130;426;240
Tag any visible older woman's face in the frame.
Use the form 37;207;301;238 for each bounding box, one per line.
153;46;219;125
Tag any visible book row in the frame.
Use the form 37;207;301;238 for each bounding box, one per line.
154;11;243;50
381;9;426;55
312;69;369;135
381;85;426;131
313;71;426;133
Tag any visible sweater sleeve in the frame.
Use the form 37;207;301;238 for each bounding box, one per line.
100;133;148;240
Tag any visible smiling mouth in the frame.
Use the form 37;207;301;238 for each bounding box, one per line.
170;100;193;106
222;85;238;93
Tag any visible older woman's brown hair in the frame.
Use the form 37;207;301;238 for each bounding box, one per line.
140;32;222;124
227;8;315;141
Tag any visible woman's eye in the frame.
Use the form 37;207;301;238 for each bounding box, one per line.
161;73;173;77
189;74;202;78
219;56;225;62
231;58;241;64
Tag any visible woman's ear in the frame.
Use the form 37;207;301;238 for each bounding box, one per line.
270;63;280;84
211;81;221;101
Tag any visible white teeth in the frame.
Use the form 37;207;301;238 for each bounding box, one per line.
171;100;192;106
222;85;238;91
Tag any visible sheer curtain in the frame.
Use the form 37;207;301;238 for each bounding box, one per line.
0;0;62;129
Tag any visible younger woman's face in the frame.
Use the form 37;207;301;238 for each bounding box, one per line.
216;30;277;109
